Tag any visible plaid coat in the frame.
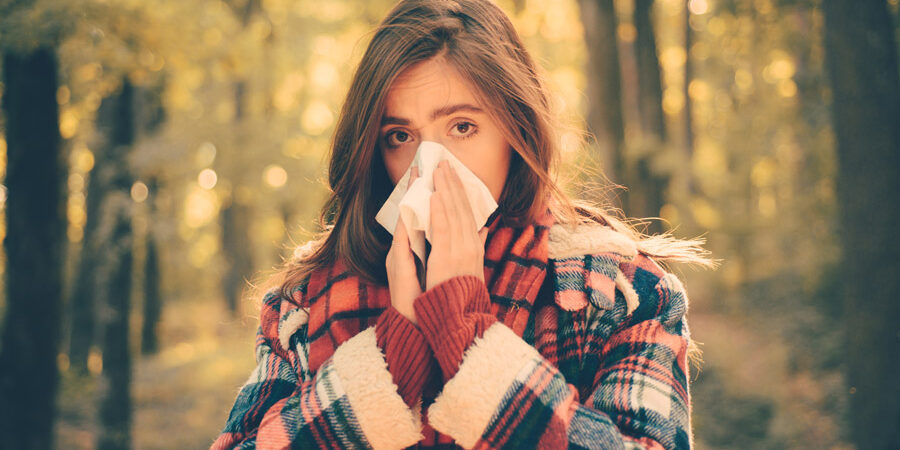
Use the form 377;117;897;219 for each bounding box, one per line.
211;216;694;449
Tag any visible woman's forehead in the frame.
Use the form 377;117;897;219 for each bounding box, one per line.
384;58;482;120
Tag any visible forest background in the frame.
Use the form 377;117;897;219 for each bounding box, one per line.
1;0;898;448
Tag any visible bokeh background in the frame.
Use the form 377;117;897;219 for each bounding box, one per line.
1;0;898;448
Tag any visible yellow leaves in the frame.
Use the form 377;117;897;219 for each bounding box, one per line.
198;169;217;190
662;87;685;115
692;139;727;191
538;0;583;43
72;146;95;172
259;215;286;243
310;61;338;91
273;70;305;112
758;190;776;218
763;50;797;98
138;49;165;72
57;85;71;105
734;69;754;93
777;80;797;98
688;79;712;102
131;181;149;202
188;232;219;268
707;17;726;36
690;197;721;230
184;185;219;229
88;347;103;375
688;0;709;15
301;100;333;135
195;141;217;167
263;165;287;189
59;108;80;138
282;135;318;159
203;28;223;47
74;63;102;82
659;203;680;228
767;54;796;80
660;46;687;71
751;156;777;187
617;23;637;43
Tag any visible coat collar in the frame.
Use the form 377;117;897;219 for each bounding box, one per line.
277;219;643;352
546;222;640;313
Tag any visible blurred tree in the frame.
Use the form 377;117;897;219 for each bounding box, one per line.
630;0;667;232
822;1;900;448
136;77;166;354
0;45;65;450
578;0;625;188
220;0;264;315
141;176;163;355
681;0;694;195
93;76;136;450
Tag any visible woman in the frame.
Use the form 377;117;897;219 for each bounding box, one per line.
211;0;712;448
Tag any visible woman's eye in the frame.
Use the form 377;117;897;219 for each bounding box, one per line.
386;130;410;146
451;121;476;137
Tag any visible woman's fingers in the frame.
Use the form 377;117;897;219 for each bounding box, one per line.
444;161;479;232
392;166;418;251
432;161;460;246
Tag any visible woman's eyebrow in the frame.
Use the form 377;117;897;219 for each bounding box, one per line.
381;103;484;126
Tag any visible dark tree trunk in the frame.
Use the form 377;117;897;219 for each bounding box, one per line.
682;2;696;196
141;177;161;355
0;46;65;450
630;0;667;232
219;0;261;315
221;201;254;313
822;1;900;449
134;80;166;355
93;77;136;450
577;0;625;188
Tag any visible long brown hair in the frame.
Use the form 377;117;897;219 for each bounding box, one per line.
251;0;715;310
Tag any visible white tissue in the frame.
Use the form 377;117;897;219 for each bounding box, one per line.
375;140;499;265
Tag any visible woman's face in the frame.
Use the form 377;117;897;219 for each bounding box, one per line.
379;56;512;202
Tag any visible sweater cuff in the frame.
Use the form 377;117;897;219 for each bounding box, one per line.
375;306;433;408
413;275;497;381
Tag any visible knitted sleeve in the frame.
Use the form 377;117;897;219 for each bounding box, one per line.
416;258;693;449
209;288;428;449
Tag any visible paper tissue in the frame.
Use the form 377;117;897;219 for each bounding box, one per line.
375;140;499;265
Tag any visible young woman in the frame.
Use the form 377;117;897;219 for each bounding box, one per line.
211;0;712;448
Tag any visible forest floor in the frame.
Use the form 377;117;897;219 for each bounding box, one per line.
56;295;259;449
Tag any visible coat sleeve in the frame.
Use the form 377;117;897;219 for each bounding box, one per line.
420;270;694;449
210;289;428;450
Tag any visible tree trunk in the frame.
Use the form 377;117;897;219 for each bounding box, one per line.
93;77;136;450
0;46;65;450
577;0;625;190
219;0;261;315
630;0;667;232
821;1;900;449
134;80;166;355
682;2;695;196
221;200;254;313
141;177;161;355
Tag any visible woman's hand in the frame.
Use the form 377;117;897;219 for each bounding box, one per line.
386;166;423;325
426;160;489;291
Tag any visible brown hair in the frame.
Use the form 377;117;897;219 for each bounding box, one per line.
251;0;715;312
